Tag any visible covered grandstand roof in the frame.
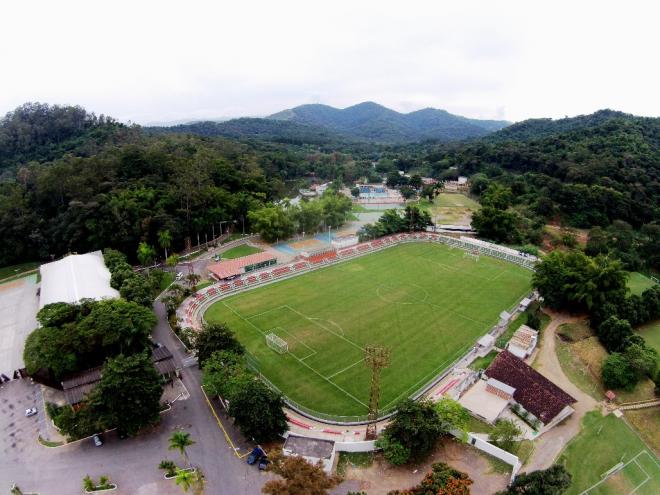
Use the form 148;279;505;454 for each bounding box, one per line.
39;251;119;309
61;346;176;405
207;252;276;280
485;350;576;424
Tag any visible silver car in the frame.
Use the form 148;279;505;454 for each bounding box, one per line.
24;407;37;417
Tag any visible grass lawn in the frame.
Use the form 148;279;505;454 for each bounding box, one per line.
196;280;213;291
496;310;550;348
0;261;40;281
627;272;656;296
635;319;660;357
469;350;498;371
220;244;263;259
555;323;657;403
625;408;660;456
559;411;660;495
418;193;480;226
205;242;532;418
159;271;175;291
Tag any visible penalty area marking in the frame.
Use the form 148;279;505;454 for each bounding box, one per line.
581;450;658;495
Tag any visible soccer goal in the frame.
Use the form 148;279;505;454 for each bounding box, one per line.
266;332;289;354
464;250;480;261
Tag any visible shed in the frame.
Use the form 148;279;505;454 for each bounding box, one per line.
282;434;336;473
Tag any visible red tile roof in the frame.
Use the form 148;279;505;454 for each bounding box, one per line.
207;252;276;280
485;350;576;424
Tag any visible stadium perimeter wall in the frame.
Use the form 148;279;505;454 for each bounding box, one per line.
178;232;537;425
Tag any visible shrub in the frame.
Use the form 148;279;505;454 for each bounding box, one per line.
602;353;638;390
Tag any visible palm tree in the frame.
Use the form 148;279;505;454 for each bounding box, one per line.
169;430;195;467
159;230;173;261
137;242;156;268
175;469;194;493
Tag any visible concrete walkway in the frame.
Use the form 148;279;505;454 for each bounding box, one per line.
523;310;603;472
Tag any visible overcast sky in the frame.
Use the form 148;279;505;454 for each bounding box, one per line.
1;0;658;124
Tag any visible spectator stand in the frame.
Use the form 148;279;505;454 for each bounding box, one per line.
176;232;539;331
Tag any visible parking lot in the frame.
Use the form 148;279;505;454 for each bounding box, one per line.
0;275;39;377
0;379;40;467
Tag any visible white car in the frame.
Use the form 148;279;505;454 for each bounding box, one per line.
176;272;183;280
24;407;37;417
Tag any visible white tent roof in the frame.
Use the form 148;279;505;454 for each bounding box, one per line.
39;251;119;309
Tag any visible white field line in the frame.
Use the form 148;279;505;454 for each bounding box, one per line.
326;359;365;379
221;301;367;409
581;450;657;495
246;305;289;320
285;305;365;352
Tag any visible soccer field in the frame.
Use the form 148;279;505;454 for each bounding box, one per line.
204;242;532;419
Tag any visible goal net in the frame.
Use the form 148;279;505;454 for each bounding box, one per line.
266;332;289;354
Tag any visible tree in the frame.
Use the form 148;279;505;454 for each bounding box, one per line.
227;379;288;442
88;353;163;436
169;430;196;467
248;205;295;243
175;469;194;493
119;274;153;306
597;316;634;353
435;398;470;437
387;462;473;495
375;434;411;465
262;451;340;495
158;229;172;260
185;273;201;291
377;399;445;465
159;459;177;477
497;464;571;495
350;186;360;198
167;254;181;268
601;353;638;390
194;322;244;367
137;241;156;267
471;206;522;244
489;419;521;452
623;343;658;380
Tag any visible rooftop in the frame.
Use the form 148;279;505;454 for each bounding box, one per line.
207;252;276;280
39;251;119;309
61;346;176;405
283;434;335;459
485;351;576;424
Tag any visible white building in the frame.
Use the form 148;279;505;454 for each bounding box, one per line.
39;251;119;309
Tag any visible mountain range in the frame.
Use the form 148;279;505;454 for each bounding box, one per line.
146;102;510;144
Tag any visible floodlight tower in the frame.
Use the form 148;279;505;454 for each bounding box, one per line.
364;345;391;440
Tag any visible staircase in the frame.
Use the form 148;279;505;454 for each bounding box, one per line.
618;399;660;411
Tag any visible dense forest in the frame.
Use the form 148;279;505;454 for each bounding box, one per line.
0;103;658;272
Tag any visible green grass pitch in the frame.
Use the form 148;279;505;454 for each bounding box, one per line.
204;242;532;418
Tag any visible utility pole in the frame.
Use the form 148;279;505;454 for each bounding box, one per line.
364;345;391;440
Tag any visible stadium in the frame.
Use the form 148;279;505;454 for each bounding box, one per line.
192;233;534;423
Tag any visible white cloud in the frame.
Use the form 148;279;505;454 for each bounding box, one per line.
0;0;658;123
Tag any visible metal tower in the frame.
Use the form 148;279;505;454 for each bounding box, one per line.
364;345;391;440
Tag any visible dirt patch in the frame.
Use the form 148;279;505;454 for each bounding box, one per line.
343;440;508;495
624;408;660;456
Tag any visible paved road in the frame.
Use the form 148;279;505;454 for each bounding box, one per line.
523;310;601;472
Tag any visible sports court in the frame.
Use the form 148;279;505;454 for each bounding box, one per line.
560;411;660;495
204;242;532;418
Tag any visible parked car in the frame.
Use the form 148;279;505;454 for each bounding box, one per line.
92;434;103;447
176;272;183;280
213;254;221;261
24;407;37;417
247;447;265;465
